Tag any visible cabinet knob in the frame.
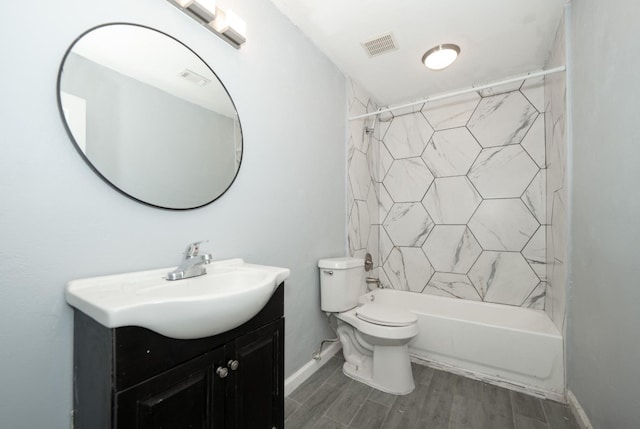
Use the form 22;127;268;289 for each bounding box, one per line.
228;359;240;371
216;366;229;378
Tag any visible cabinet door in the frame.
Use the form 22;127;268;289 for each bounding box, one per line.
228;318;284;429
116;348;226;429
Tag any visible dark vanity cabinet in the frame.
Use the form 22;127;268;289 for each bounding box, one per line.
73;284;284;429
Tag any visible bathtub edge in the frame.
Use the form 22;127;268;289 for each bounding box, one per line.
410;354;566;403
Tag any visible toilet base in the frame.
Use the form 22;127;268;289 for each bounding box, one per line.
341;344;415;395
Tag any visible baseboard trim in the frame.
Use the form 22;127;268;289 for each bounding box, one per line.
567;390;593;429
284;342;342;397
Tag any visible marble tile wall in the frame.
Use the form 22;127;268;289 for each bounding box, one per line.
347;76;550;309
347;80;380;265
544;14;568;330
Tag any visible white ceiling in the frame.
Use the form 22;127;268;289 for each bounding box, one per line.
269;0;567;107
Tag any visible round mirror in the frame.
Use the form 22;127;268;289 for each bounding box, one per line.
57;23;242;210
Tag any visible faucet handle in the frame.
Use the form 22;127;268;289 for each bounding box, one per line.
184;240;208;258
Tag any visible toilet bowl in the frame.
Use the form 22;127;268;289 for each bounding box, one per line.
318;257;418;395
336;303;418;394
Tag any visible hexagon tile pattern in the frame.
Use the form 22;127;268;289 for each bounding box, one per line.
467;91;538;147
348;99;367;154
468;251;540;305
346;79;379;265
383;247;434;292
523;226;547;281
422;127;482;177
384;158;434;202
521;114;546;168
383;113;433;159
379;226;394;265
348;150;372;200
346;78;549;309
523;282;546;310
422;176;482;224
422;225;481;273
422;92;481;131
370;140;393;183
468;199;539;251
468;145;539;199
424;273;482;301
383;202;434;247
348;200;370;252
522;169;546;224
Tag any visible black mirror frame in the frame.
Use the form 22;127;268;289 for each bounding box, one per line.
56;22;243;210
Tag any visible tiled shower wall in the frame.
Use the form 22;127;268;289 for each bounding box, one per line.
544;14;568;330
348;76;550;309
347;80;380;265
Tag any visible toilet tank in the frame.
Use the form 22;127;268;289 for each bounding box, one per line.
318;257;364;312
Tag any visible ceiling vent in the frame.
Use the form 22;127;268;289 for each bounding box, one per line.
178;69;211;86
362;33;398;57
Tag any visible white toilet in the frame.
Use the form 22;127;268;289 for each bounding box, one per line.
318;257;418;395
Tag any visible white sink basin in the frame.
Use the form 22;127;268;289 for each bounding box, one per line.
66;258;290;339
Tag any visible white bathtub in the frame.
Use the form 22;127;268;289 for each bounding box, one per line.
360;289;564;401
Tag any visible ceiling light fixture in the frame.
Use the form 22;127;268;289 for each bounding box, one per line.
421;44;460;71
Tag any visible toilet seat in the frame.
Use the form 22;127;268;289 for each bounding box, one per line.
355;303;417;327
337;307;417;340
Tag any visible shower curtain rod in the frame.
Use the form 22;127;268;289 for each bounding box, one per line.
349;65;566;121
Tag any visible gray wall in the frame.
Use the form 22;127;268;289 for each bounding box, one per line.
63;52;238;208
569;0;640;427
0;1;346;427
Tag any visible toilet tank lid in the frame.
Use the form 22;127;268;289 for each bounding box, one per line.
318;257;363;269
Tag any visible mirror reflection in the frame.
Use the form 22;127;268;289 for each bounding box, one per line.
58;23;242;209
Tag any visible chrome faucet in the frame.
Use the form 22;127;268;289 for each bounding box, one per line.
166;241;212;281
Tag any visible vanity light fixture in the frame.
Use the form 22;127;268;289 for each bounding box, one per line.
166;0;247;49
422;44;460;71
210;8;247;46
175;0;217;23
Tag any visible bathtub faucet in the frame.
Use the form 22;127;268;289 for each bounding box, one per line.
166;241;212;281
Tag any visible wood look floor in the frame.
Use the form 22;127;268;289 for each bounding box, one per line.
285;356;578;429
